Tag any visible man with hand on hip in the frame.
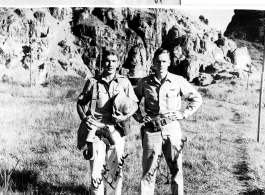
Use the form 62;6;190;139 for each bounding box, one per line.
77;49;138;195
134;48;202;195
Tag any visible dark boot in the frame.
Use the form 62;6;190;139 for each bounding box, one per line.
96;126;115;145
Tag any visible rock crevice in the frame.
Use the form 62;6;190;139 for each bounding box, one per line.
0;8;253;86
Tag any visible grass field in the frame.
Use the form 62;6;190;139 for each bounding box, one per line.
0;73;265;195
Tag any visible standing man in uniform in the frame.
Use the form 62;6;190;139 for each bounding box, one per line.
77;49;138;195
134;48;202;195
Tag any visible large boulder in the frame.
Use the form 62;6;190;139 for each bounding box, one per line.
227;39;237;52
214;37;237;61
162;25;182;51
193;34;201;53
212;46;224;61
232;47;252;77
196;73;214;86
200;39;216;57
49;8;67;21
123;44;148;78
168;45;189;77
186;56;202;82
225;10;265;44
214;70;237;81
181;33;195;54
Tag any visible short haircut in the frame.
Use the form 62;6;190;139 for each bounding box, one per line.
103;49;118;60
153;48;170;62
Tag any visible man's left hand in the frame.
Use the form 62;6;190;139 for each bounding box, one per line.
112;110;128;123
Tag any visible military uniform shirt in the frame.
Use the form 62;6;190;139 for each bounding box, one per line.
79;74;138;119
135;72;202;118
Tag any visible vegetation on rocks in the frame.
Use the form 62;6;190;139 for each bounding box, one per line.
0;7;255;87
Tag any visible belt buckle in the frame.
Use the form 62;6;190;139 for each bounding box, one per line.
160;118;167;126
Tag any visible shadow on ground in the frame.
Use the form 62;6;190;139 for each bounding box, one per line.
239;188;265;195
0;169;90;195
233;138;265;195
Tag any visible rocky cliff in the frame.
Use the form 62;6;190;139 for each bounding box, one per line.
225;10;265;44
0;7;253;86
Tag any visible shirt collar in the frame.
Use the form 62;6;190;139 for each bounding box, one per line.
98;73;122;83
150;72;172;84
166;72;173;83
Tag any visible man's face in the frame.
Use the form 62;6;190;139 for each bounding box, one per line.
103;55;118;74
154;52;171;75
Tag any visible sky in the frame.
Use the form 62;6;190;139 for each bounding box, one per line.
181;9;235;31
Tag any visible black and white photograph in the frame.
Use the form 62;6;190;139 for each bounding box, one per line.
0;0;181;6
0;4;265;195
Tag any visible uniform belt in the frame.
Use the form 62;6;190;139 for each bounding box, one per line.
143;115;178;132
159;117;178;126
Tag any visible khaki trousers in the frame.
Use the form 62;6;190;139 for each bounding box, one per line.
140;120;184;195
89;125;125;195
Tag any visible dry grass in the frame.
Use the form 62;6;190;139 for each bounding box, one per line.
0;75;265;194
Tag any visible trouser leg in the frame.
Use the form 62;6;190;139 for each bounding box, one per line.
86;125;97;142
162;121;183;195
105;127;125;195
89;138;106;195
140;130;163;195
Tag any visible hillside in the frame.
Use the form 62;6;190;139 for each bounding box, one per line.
0;7;255;87
225;10;265;44
0;8;265;195
0;63;265;194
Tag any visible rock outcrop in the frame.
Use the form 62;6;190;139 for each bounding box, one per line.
0;7;90;86
225;10;265;44
0;7;253;86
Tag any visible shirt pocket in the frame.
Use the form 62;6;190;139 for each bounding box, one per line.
166;90;180;110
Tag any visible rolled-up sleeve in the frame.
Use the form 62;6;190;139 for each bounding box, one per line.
76;79;94;121
78;79;92;105
180;77;202;119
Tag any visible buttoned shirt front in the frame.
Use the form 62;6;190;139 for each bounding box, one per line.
135;72;202;119
79;74;138;119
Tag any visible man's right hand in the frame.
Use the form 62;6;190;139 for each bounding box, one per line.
84;115;105;130
83;118;93;131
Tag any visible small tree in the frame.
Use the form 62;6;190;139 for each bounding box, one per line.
199;15;204;22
